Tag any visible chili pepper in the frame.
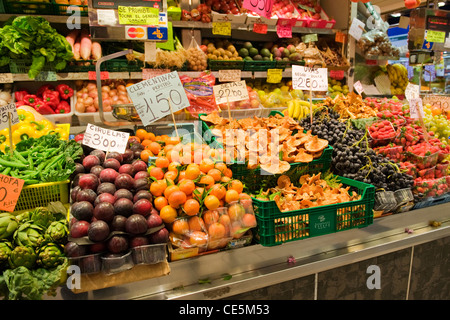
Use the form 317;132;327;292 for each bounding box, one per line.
42;90;60;108
23;94;39;106
34;101;55;115
56;84;74;100
55;100;70;114
14;90;29;102
36;84;55;97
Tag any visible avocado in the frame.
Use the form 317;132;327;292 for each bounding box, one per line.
243;42;253;50
260;48;271;58
244;56;253;61
238;47;249;58
249;47;259;57
253;54;263;61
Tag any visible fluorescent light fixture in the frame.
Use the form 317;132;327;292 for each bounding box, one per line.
391;13;401;17
438;2;445;6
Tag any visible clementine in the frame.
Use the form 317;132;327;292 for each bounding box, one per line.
159;205;177;224
183;198;200;216
168;190;187;208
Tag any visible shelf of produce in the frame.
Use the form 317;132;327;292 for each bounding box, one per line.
0;13;89;24
52;202;450;300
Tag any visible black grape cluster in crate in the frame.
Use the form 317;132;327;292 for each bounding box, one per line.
299;109;414;192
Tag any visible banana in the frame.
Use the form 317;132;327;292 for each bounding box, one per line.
288;100;295;118
293;101;301;119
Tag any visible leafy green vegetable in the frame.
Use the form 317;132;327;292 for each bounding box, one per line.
0;16;73;79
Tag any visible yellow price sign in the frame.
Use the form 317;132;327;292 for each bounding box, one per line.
212;22;231;36
118;6;159;26
267;69;283;84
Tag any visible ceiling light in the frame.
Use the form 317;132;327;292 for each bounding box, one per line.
391;13;401;17
438;2;445;6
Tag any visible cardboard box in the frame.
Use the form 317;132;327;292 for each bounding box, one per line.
307;10;336;29
246;13;279;26
211;11;248;24
168;243;219;261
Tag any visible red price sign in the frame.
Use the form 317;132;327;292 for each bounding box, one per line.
243;0;273;19
88;71;110;80
276;24;292;38
329;70;344;80
253;23;268;34
0;174;25;212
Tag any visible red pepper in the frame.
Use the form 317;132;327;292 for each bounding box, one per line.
15;100;27;107
55;101;70;114
36;84;55;97
56;84;74;100
42;89;60;108
34;100;55;115
23;94;39;106
14;90;29;102
74;133;84;142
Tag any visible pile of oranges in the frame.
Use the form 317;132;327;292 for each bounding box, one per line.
137;127;257;251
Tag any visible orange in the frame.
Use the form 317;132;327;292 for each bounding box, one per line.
225;189;240;203
178;170;186;182
149;142;162;155
149;167;164;180
207;168;222;182
155;156;170;168
189;231;208;246
168;190;187;208
141;139;152;148
239;192;251;200
154;196;168;211
168;161;181;172
185;163;201;180
183;199;200;216
159;205;177;224
199;158;215;174
140;149;153;163
223;168;233;178
164;185;180;199
178;179;195;195
136;129;149;141
202;210;219;226
172;218;190;235
218;214;231;233
242;213;257;228
199;175;215;189
208;222;226;239
164;170;178;182
214;162;228;173
150;180;167;197
145;131;156;141
221;176;231;183
160;135;170;144
209;183;226;200
188;216;206;232
228;203;245;221
204;195;220;210
228;180;244;194
166;136;181;145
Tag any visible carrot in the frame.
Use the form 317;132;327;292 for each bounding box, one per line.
79;29;92;60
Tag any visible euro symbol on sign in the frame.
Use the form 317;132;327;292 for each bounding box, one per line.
153;29;163;39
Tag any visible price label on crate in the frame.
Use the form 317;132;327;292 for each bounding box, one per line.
0;103;19;131
142;68;171;80
405;82;420;101
243;0;273;19
276;24;292;38
219;69;241;82
213;80;249;105
409;98;424;119
0;174;25;212
335;31;347;43
329;70;344;80
349;18;365;41
35;71;57;82
302;33;318;43
267;69;283;84
253;23;268;34
83;124;130;154
127;71;190;126
292;65;328;91
212;22;231;36
88;71;110;80
0;73;13;84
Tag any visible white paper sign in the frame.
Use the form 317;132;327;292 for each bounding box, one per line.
82;124;130;153
292;65;328;91
0;73;13;84
405;82;420;101
409;98;424;119
144;41;157;62
218;70;241;82
97;9;117;26
349;18;365;41
126;71;190;126
213;80;249;105
354;80;364;95
0;103;19;131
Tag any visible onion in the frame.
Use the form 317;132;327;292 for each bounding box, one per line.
116;85;126;92
86;106;96;113
111;95;119;102
75;102;85;113
88;90;97;98
101;86;111;93
85;97;94;105
0;91;12;103
82;93;89;99
86;83;96;91
109;89;118;97
0;99;8;106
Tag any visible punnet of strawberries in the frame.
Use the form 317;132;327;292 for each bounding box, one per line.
405;141;440;170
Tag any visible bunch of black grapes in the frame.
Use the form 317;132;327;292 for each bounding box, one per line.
299;109;414;191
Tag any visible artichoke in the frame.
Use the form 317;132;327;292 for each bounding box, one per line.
13;222;45;248
0;241;13;267
8;245;37;269
37;243;66;269
0;213;19;240
28;208;56;229
45;221;69;243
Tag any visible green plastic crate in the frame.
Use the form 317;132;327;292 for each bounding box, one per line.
208;60;245;71
252;176;375;246
10;59;56;74
4;0;55;14
52;1;88;16
106;59;143;72
243;60;277;71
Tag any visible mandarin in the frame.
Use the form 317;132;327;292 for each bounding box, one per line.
183;198;200;216
172;218;190;235
168;190;187;208
188;216;206;232
154;196;168;211
225;189;240;203
159;205;177;224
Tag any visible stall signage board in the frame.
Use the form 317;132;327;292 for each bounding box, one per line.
83;124;130;154
213;80;249;105
277;24;292;38
426;30;446;43
409;98;424;119
266;69;283;83
292;65;328;91
423;95;450;112
0;103;19;131
126;71;190;126
0;174;25;212
212;22;231;36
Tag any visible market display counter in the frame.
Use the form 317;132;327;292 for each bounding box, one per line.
54;202;450;300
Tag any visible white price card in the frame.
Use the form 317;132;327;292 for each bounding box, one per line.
349;18;365;41
213;80;249;105
0;73;13;84
405;82;420;101
409;98;424;119
82;124;130;154
218;70;241;82
0;103;19;131
354;80;364;95
292;65;328;91
126;71;190;126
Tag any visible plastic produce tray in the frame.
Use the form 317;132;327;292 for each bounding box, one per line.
4;0;54;15
208;60;245;71
52;1;88;16
252;177;375;246
243;60;277;71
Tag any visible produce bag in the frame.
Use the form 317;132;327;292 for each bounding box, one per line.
169;216;209;252
206;207;233;250
186;36;208;71
181;72;218;118
226;199;257;240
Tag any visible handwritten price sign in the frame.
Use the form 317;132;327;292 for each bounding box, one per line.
0;174;25;212
212;22;231;36
276;24;292;38
0;103;19;131
213;80;249;105
83;124;130;154
292;65;328;91
243;0;273;19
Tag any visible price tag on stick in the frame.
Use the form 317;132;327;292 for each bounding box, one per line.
0;174;25;212
292;65;328;91
0;103;19;131
82;124;130;154
213;80;249;105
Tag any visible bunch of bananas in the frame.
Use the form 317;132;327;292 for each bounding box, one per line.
387;63;408;95
286;99;314;120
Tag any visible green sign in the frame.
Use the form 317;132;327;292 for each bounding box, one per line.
117;6;159;25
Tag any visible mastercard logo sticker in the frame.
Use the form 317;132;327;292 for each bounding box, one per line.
126;27;147;39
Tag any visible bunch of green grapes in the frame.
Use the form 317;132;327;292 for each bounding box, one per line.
423;104;450;144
